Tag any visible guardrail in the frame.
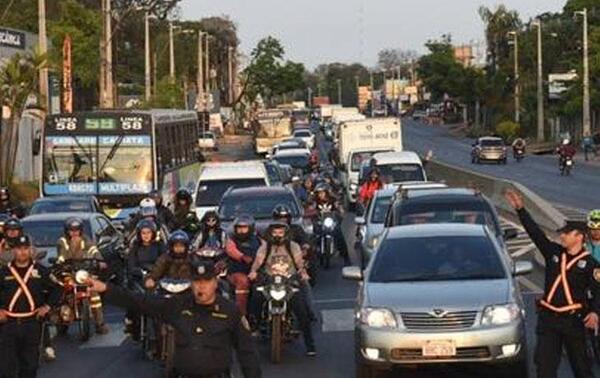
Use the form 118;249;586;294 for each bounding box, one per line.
426;159;567;232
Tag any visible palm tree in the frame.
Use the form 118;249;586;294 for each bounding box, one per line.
479;5;522;73
0;49;47;185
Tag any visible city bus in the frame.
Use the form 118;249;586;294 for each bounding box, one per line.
41;109;203;219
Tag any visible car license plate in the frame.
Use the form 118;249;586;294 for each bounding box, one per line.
422;341;456;357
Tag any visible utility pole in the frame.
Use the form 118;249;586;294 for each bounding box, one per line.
196;31;205;111
169;22;176;83
337;79;342;105
307;87;313;108
228;46;234;105
369;72;375;118
533;20;544;141
204;34;210;93
382;71;388;117
508;31;520;124
144;11;152;102
576;8;591;137
103;0;114;107
38;0;49;111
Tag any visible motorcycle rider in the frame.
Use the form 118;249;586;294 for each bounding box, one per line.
225;215;262;317
149;190;175;230
512;137;526;158
358;168;384;206
291;176;308;204
557;139;577;167
311;183;350;265
191;211;227;251
248;222;316;356
172;188;200;238
0;235;61;378
125;219;166;338
56;217;109;334
587;210;600;262
144;230;193;289
0;218;24;262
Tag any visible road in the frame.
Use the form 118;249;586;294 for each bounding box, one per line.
40;128;586;378
401;118;600;212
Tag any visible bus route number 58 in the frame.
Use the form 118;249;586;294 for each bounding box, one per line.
121;117;143;130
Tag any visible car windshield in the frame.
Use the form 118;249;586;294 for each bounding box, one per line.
23;220;91;247
200;133;214;139
196;179;266;206
371;195;393;224
377;164;425;183
264;164;282;184
294;130;311;138
370;235;506;283
393;200;499;234
481;139;504;147
273;154;309;169
351;151;382;172
30;200;93;214
219;193;300;221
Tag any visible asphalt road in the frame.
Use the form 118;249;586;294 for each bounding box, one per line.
39;125;589;378
401;118;600;212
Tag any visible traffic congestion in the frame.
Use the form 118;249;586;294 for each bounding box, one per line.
0;104;599;378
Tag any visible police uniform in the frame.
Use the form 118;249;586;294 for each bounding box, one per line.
517;209;600;378
0;236;61;378
105;262;261;378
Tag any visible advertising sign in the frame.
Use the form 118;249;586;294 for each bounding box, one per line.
0;27;25;49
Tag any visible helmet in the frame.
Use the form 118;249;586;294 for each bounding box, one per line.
588;210;600;230
140;204;157;218
233;214;255;241
64;217;84;234
139;198;156;208
168;230;190;249
314;183;331;194
136;219;157;235
201;211;220;227
0;187;9;202
562;139;570;146
272;204;293;224
176;188;192;202
267;221;290;244
4;218;22;232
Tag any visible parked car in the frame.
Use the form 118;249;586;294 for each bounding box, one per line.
344;223;531;378
385;187;518;250
22;212;126;282
471;137;507;164
198;131;218;151
29;196;102;216
218;186;311;236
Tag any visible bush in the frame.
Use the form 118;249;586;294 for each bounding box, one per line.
495;121;520;141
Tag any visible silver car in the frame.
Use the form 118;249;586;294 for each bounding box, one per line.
343;223;531;378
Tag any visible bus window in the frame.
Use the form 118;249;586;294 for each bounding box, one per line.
97;136;153;194
43;136;96;186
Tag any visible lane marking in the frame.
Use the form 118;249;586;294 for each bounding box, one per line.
511;244;536;258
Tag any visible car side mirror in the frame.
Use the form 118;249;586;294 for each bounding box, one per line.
503;227;519;240
513;261;533;276
355;216;366;225
342;266;363;281
98;235;112;246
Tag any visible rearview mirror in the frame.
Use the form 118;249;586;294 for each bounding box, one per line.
355;216;366;225
503;227;519;240
513;261;533;276
342;266;363;281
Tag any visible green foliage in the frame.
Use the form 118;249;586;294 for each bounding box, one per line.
495;120;521;140
148;76;184;108
308;62;369;106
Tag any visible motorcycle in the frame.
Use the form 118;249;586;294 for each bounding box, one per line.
155;278;190;377
49;258;101;342
560;155;574;176
128;266;153;356
256;273;300;364
513;147;525;162
193;246;232;300
316;204;337;269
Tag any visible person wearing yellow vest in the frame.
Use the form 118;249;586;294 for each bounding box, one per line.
0;235;61;378
56;217;109;334
505;190;600;378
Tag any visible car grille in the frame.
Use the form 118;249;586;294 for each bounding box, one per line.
400;311;478;330
390;347;490;361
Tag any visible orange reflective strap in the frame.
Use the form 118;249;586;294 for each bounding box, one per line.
543;252;590;313
6;264;37;318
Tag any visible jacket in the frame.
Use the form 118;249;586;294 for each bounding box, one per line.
226;236;262;275
56;236;102;262
148;253;193;281
358;180;383;204
128;240;166;278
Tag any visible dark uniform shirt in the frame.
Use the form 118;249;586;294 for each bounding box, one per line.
0;263;61;316
148;254;193;282
127;241;166;277
105;284;261;378
518;208;600;315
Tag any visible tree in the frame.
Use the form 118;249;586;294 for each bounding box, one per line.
479;5;522;73
0;50;47;185
377;48;418;72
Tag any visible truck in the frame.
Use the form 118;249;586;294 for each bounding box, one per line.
336;117;402;206
253;110;293;155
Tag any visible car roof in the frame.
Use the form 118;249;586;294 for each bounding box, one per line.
273;148;311;157
396;187;488;203
385;223;489;239
224;186;294;198
22;212;99;222
33;196;94;203
200;161;267;180
293;128;312;134
478;136;503;141
373;151;422;165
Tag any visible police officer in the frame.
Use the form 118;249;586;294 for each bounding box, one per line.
0;235;61;378
505;190;600;378
0;218;25;264
87;259;262;378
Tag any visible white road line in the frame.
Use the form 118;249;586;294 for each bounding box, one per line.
510;244;536;258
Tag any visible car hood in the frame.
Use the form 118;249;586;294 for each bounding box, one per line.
365;279;510;312
33;246;57;268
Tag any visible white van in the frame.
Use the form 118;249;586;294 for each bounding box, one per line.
368;151;427;184
194;161;270;219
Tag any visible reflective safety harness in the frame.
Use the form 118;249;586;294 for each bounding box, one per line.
58;237;99;262
6;264;36;318
540;252;591;313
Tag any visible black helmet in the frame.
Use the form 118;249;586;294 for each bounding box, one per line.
233;214;255;241
272;204;293;224
5;218;23;232
150;190;162;203
267;221;290;245
136;219;157;236
64;217;84;234
175;188;192;202
314;183;331;194
168;230;190;249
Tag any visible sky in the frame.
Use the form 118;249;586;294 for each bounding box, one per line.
180;0;566;69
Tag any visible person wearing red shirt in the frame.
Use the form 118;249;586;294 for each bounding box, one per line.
358;168;383;206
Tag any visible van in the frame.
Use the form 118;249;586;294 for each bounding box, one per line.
193;161;270;219
364;151;427;184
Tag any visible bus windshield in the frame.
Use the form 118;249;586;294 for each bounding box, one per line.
97;136;153;194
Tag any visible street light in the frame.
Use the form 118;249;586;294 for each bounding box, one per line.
532;20;544;141
575;8;591;138
144;11;158;102
507;31;520;124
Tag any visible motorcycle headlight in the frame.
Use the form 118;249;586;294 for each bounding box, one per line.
359;308;397;329
323;217;336;229
274;275;283;285
75;269;90;285
481;303;522;325
269;288;287;301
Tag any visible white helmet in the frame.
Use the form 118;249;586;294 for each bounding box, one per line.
139;198;156;208
562;139;570;145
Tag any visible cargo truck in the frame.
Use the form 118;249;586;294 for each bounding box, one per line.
253;110;293;155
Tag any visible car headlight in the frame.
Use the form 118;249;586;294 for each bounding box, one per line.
269;288;287;301
359;308;397;328
323;217;336;229
367;236;379;249
75;269;90;285
481;303;521;325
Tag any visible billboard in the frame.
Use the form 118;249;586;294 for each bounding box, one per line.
0;27;25;49
549;72;578;100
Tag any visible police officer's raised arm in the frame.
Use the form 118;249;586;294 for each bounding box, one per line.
232;310;262;378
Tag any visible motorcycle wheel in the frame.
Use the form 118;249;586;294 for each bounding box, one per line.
164;328;176;378
78;299;92;342
271;314;283;364
140;316;150;356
